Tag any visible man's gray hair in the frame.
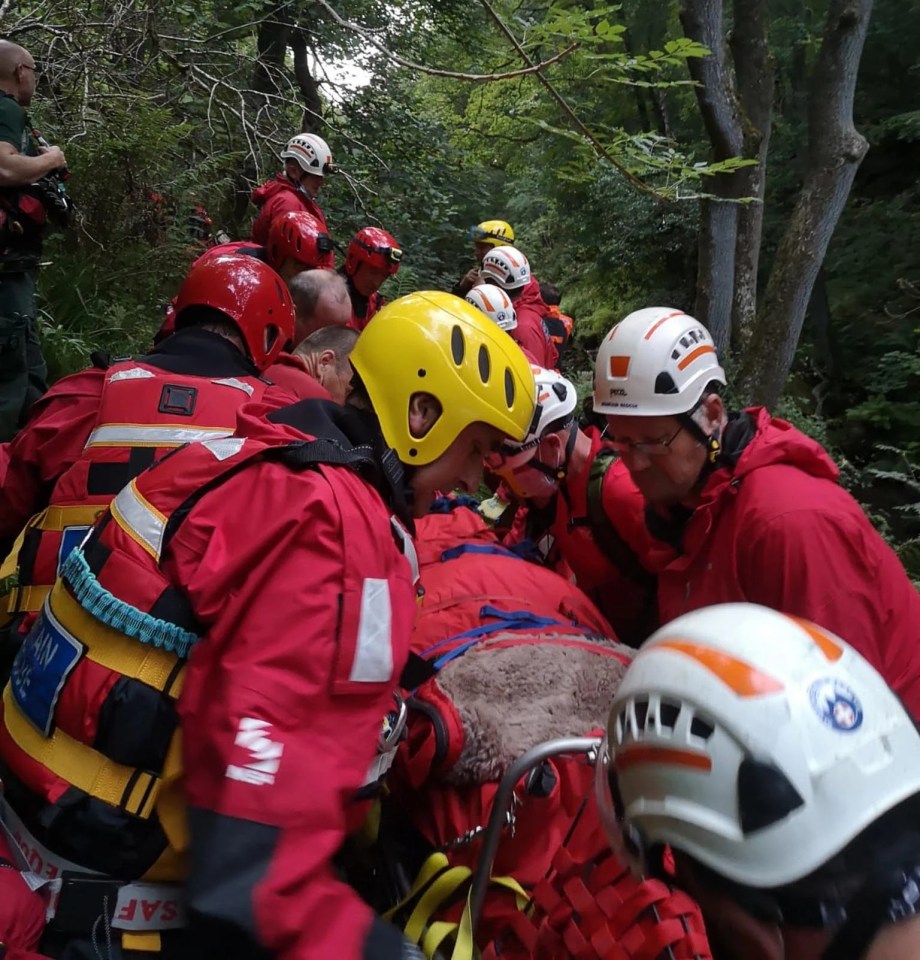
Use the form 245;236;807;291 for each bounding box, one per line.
287;269;349;319
294;324;358;361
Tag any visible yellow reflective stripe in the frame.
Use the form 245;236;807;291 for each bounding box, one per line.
110;480;167;561
35;504;108;530
121;932;162;953
2;685;160;818
48;581;185;699
85;424;232;448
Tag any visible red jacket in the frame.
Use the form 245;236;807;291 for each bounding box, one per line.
652;407;920;716
0;399;419;959
511;282;557;370
539;434;668;645
250;175;329;245
0;330;293;548
263;351;332;401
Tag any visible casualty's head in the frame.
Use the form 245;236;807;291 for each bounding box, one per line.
467;219;515;265
266;210;335;281
344;226;402;298
592;307;726;507
0;40;38;107
484;365;578;502
287;269;351;346
596;603;920;960
349;291;536;517
173;254;295;372
280;132;333;200
294;324;358;405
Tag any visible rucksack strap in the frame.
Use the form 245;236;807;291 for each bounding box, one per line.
584;449;654;588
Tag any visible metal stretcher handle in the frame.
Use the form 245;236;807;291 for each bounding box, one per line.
468;736;602;933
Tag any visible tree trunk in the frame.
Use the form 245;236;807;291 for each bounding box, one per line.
290;29;324;133
679;0;744;352
741;0;873;406
728;0;774;356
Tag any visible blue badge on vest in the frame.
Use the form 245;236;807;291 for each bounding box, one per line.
10;602;85;737
58;525;90;574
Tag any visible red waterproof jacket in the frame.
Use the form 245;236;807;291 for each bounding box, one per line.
250;175;329;245
0;330;293;548
511;282;557;370
0;398;419;959
263;351;332;401
651;407;920;716
542;433;669;645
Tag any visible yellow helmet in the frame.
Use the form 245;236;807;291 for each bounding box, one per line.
467;219;515;248
351;291;536;466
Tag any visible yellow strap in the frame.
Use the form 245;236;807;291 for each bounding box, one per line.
121;931;162;953
403;866;472;943
1;523;30;621
143;729;187;882
3;505;105;615
49;581;185;699
2;685;160;817
382;852;452;922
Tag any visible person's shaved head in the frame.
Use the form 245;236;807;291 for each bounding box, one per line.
0;40;37;104
287;269;351;345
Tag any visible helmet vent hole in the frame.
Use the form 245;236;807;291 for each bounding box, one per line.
408;447;418;458
504;368;515;408
478;345;490;383
737;759;805;834
690;714;715;741
633;697;649;730
451;325;465;365
417;368;427;378
654;372;678;395
658;699;681;731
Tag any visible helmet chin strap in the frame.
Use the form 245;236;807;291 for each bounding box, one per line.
528;421;577;485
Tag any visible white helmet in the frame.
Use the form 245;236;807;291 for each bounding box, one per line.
280;133;333;177
465;284;518;331
592;307;725;417
479;246;531;291
484;365;577;499
596;603;920;890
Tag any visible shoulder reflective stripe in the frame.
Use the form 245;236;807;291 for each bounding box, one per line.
84;425;233;448
2;685;161;818
49;580;185;699
108;367;156;383
349;578;393;682
211;377;255;396
390;516;419;585
110;480;167;561
201;437;246;461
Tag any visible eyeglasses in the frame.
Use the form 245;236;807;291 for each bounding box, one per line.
19;64;39;76
608;425;684;457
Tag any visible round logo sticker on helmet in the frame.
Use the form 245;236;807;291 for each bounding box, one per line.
808;678;864;733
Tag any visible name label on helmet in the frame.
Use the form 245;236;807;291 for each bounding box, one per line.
10;602;86;736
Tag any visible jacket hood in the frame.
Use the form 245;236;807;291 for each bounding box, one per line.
414;501;498;566
250;174;295;207
234;398;415;527
514;278;548;314
729;407;838;483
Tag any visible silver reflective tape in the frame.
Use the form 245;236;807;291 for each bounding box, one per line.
349;578;393;682
202;437;246;461
212;377;255;396
85;424;233;448
108;367;156;383
111;481;166;560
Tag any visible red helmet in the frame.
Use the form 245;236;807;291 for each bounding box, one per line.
344;226;402;277
267;211;335;271
174;254;295;371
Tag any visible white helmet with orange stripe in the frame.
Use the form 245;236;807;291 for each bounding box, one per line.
479;246;531;291
595;603;920;891
592;307;725;416
465;283;518;331
281;133;333;177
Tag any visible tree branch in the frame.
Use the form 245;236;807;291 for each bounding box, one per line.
310;0;577;82
477;0;666;200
